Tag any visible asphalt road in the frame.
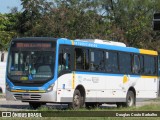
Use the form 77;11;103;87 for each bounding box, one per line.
0;98;159;111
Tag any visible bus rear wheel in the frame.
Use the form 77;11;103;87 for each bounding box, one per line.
126;91;135;107
69;89;82;109
116;91;135;108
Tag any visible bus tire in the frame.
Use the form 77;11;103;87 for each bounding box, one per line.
29;102;46;109
125;91;135;107
68;89;82;109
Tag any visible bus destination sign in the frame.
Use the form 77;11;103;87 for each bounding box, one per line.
16;43;51;48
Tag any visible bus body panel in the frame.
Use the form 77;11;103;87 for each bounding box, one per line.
6;89;57;102
57;72;158;103
6;38;159;106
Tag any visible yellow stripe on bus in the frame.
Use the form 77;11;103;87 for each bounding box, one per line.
141;76;158;79
71;40;74;45
72;72;75;89
11;90;26;92
139;49;158;55
11;90;46;93
28;90;46;93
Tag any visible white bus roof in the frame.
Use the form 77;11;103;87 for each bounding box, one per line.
76;39;126;47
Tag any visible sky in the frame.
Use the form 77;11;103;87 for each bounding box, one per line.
0;0;22;13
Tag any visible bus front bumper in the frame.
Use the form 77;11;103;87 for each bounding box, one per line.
6;90;57;102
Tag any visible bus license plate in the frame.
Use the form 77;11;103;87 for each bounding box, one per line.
22;94;30;99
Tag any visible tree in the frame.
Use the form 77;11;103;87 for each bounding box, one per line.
17;0;53;36
0;13;18;51
102;0;160;51
37;0;105;39
11;0;160;52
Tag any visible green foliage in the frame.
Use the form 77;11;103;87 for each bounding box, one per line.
0;0;160;51
0;13;18;50
102;0;159;49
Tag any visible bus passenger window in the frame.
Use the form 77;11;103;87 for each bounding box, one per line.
58;53;70;72
139;55;144;73
58;53;65;72
144;55;156;75
58;48;71;72
132;55;140;74
119;52;131;74
90;51;95;71
75;48;89;71
105;51;118;73
84;50;89;70
90;50;104;72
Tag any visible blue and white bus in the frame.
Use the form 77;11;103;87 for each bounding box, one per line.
6;37;159;109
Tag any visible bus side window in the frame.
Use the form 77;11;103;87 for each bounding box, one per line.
90;50;104;72
105;51;119;73
132;55;140;74
64;52;71;70
119;52;131;74
75;48;89;71
139;55;144;74
58;53;65;72
75;48;83;70
90;51;95;71
144;55;156;75
58;46;71;72
83;49;89;70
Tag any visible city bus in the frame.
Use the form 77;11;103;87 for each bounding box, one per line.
6;37;159;109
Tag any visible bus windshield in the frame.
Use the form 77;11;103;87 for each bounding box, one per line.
7;41;56;83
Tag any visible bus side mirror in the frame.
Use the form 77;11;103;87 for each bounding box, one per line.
153;13;160;31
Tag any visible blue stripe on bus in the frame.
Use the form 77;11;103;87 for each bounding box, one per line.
73;40;140;53
98;44;139;53
57;39;140;53
57;38;72;45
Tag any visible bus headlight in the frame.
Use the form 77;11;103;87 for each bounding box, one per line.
46;84;55;92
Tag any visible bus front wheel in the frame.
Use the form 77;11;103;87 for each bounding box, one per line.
68;89;82;109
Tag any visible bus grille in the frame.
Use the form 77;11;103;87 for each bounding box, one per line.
14;94;41;100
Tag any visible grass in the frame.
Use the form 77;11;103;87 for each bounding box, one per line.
1;102;160;120
36;103;160;111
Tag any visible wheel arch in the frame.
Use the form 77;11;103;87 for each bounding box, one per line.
128;86;136;99
75;84;86;100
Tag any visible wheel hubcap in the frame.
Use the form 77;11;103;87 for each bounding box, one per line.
74;94;80;106
128;96;133;106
